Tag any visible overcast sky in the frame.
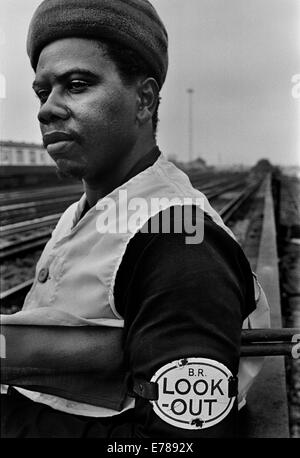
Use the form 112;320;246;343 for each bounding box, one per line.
0;0;299;166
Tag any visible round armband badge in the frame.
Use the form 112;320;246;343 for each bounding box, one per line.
150;358;236;430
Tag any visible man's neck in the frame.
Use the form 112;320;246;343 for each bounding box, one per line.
83;142;159;208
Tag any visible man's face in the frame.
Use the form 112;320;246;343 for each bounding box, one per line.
33;38;140;184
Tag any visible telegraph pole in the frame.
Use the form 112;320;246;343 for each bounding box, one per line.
187;88;194;163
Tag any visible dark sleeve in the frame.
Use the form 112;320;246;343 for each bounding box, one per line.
114;210;256;438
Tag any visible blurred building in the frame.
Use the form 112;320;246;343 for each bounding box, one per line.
0;140;54;166
0;141;70;190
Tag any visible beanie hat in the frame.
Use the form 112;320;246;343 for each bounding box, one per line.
27;0;168;88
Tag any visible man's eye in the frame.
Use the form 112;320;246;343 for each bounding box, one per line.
36;90;49;103
68;80;89;92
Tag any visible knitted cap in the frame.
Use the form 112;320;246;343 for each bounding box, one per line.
27;0;168;88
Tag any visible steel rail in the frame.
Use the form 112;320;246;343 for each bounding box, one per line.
1;194;82;213
1;213;62;237
219;181;262;223
191;176;245;192
0;233;52;261
0;279;34;310
204;179;247;200
0;184;82;206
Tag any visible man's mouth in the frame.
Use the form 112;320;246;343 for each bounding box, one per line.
43;131;74;147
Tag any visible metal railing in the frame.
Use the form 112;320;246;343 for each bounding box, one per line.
241;328;300;356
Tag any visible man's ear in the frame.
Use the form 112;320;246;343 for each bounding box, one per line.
136;77;159;126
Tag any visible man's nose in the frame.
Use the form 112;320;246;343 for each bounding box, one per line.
38;91;70;124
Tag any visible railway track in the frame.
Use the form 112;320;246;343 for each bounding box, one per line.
0;232;52;261
1;193;83;226
0;183;82;206
1;213;62;237
1;195;82;226
0;175;244;227
0;172;215;206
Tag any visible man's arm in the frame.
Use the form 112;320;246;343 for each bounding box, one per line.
115;211;256;437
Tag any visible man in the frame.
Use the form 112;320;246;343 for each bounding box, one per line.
1;0;268;438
